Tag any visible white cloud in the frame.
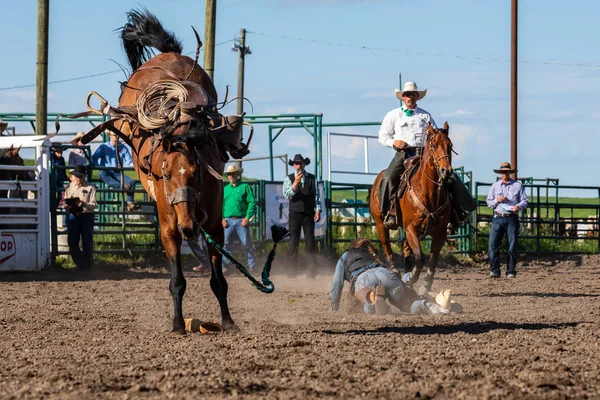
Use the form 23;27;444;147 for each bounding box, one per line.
331;136;364;159
286;134;312;149
440;109;473;118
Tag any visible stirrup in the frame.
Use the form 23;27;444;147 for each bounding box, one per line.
384;215;397;229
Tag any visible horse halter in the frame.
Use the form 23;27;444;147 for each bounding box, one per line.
160;151;202;206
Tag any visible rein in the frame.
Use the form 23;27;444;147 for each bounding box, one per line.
407;133;451;231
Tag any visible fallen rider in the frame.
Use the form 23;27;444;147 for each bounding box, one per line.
329;238;462;315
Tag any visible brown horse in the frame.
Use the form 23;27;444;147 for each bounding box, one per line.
79;9;243;333
369;122;454;292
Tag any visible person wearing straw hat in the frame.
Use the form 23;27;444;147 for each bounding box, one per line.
221;164;256;272
63;165;97;272
282;154;322;278
378;82;436;228
68;131;88;166
486;161;528;279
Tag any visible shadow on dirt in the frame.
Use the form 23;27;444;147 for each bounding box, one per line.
318;321;581;336
482;292;600;298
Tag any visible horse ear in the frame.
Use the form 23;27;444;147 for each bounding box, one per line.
444;121;449;131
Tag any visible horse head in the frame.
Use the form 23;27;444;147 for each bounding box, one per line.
160;130;207;241
425;121;453;182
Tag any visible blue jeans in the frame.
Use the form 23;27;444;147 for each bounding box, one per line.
67;213;95;270
354;267;405;314
223;217;255;270
488;215;519;276
99;170;136;203
188;235;210;267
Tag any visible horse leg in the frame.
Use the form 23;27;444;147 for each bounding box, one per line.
161;223;186;334
404;226;424;287
208;247;238;332
375;219;395;267
423;232;447;292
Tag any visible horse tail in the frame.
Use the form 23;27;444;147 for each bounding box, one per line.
120;8;183;71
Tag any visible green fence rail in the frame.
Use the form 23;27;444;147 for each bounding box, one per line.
474;182;600;253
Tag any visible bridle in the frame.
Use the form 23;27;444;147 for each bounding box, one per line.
422;130;452;186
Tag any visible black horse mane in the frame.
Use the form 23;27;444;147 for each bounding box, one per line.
119;8;183;72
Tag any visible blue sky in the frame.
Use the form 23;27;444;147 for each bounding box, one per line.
1;0;599;192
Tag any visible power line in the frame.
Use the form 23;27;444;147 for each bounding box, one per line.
248;31;600;69
0;39;235;92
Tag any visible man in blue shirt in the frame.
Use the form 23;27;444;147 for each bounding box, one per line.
92;132;138;210
486;162;529;279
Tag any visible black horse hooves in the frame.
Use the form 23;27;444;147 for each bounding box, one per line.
170;329;187;336
222;323;240;333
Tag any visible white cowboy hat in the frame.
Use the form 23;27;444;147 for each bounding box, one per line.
428;289;463;313
395;81;427;101
70;131;85;145
225;164;243;175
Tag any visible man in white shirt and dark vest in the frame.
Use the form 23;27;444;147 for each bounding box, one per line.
282;154;322;278
378;82;476;229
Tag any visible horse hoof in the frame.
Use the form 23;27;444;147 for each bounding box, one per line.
417;285;429;297
170;329;187;336
222;322;240;333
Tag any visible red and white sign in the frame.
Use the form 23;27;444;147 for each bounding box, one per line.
0;233;16;264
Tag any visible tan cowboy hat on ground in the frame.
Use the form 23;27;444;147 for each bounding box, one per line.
493;161;517;174
428;289;463;313
70;131;85;145
395;81;427;101
225;164;243;175
184;318;224;334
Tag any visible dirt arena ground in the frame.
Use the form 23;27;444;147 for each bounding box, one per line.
1;254;599;399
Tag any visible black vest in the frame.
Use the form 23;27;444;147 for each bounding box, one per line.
288;172;316;213
343;247;374;282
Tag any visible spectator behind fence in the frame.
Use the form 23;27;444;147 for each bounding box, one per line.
50;143;67;207
92;131;139;211
222;164;256;272
282;154;321;278
68;131;88;166
486;162;528;279
64;165;97;272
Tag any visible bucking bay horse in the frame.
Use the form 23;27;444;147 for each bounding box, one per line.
67;9;268;334
369;122;454;292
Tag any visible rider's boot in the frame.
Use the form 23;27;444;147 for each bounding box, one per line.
383;196;401;229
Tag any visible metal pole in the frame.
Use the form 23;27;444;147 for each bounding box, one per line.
36;0;49;136
203;0;217;81
511;0;518;179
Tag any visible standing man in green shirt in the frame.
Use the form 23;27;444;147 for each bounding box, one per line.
222;164;256;271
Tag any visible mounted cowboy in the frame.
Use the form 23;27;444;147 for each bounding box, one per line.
378;81;475;229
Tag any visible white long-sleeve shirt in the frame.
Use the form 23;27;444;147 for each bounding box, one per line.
378;106;437;148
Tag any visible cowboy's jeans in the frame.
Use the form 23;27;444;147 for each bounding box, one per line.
287;210;317;273
188;235;210;267
380;149;415;214
488;214;519;276
99;170;136;203
354;267;405;314
67;212;94;270
223;217;256;270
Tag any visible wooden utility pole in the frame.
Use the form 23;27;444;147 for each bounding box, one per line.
232;28;251;169
36;0;49;136
233;28;251;115
203;0;217;81
510;0;518;178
